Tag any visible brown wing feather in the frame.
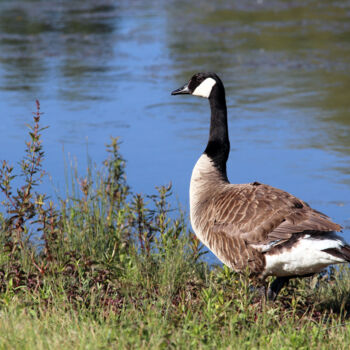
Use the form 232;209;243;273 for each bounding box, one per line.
210;183;342;246
205;228;265;274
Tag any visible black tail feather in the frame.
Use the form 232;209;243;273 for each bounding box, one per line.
323;245;350;263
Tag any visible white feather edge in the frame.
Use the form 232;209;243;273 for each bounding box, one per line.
262;234;347;277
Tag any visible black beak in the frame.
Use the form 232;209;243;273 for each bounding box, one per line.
171;84;190;95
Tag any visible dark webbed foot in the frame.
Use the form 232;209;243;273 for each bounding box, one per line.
267;276;291;301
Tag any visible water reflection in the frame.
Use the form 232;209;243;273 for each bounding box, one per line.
166;0;350;162
0;0;119;98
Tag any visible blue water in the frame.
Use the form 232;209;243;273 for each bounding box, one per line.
0;1;349;264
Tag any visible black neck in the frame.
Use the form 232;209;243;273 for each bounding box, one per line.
204;84;230;181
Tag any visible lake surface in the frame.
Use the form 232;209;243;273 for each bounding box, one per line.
0;0;349;263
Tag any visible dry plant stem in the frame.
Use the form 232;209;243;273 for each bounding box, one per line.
0;100;47;258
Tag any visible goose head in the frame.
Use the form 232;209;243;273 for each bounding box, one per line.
171;72;229;179
171;72;223;99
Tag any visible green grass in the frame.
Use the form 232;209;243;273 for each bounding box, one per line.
1;101;350;349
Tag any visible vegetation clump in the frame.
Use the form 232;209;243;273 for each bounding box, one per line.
1;102;350;349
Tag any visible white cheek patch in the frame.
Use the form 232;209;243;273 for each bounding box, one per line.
192;77;216;98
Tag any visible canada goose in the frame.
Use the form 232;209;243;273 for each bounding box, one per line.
171;72;350;300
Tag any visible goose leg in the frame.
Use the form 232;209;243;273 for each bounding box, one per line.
267;277;291;301
256;280;269;304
